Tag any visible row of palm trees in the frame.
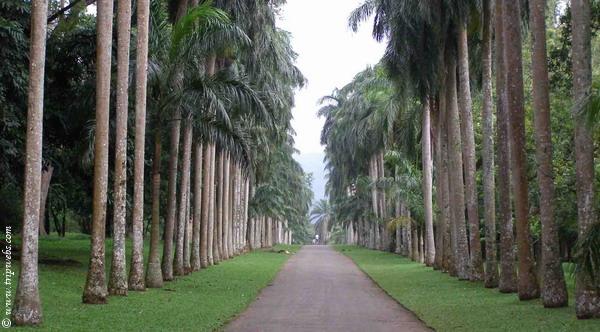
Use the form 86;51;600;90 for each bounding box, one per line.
12;0;309;326
321;0;598;319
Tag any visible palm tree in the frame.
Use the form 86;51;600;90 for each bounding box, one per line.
494;0;517;294
130;0;152;291
223;152;231;257
12;0;49;324
213;149;223;264
571;0;600;319
108;0;132;296
161;0;187;283
421;98;434;265
311;199;332;243
82;0;114;304
456;8;483;282
191;141;203;271
481;0;498;289
145;0;170;288
201;143;212;267
175;119;192;275
445;52;470;280
529;0;567;307
146;132;163;287
502;0;540;300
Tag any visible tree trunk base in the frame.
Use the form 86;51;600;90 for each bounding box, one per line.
145;262;164;288
128;274;146;291
108;287;128;296
12;297;42;326
576;289;600;319
82;289;108;305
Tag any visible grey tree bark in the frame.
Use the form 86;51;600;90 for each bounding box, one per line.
191;143;203;271
12;0;48;323
82;0;113;304
146;132;163;288
422;99;435;266
108;0;132;296
457;24;483;281
221;153;232;259
207;144;216;265
161;110;180;280
129;0;150;290
529;0;568;307
495;0;517;294
175;121;192;275
571;0;600;319
481;0;498;289
214;150;223;264
200;143;212;267
503;0;540;300
446;54;470;280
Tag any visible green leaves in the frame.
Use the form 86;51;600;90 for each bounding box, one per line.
170;1;230;58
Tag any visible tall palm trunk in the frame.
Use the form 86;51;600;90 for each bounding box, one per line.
529;0;568;307
377;151;386;250
161;110;180;280
411;223;418;261
146;132;163;287
446;53;470;280
200;143;212;267
503;0;540;300
249;217;255;250
175;121;192;275
438;76;452;274
481;0;498;289
83;0;113;304
267;217;273;247
432;100;441;269
422;98;435;265
108;0;132;296
495;0;517;293
370;156;378;249
571;0;600;319
457;24;483;281
184;170;192;272
232;161;238;255
223;155;231;258
12;0;49;323
207;143;217;265
129;0;150;290
161;0;187;280
214;150;223;264
404;205;412;258
243;177;250;250
258;216;264;248
191;142;203;271
395;201;401;253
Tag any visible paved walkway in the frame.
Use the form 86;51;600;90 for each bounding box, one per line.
225;245;431;332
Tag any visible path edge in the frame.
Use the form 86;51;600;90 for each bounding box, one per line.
217;246;302;331
332;245;436;332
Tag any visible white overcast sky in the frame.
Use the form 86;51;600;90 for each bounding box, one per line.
277;0;386;155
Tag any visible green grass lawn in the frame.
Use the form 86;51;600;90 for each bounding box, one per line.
335;245;600;332
6;234;299;331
